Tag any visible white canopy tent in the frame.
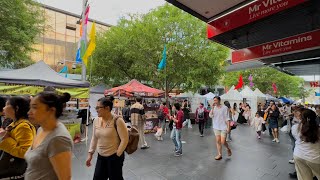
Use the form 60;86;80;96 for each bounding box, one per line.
175;92;206;113
203;92;216;100
254;88;267;98
220;86;243;109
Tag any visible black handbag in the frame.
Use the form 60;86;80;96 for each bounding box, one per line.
0;121;33;178
0;150;27;178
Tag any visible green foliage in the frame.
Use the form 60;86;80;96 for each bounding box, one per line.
91;3;229;92
222;67;305;97
0;0;44;68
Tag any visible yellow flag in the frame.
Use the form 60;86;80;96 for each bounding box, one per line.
83;22;96;66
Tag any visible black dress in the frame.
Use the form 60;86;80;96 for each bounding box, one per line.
237;109;247;124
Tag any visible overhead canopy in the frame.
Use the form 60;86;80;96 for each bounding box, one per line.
240;86;256;98
167;0;320;76
253;88;267;98
221;89;243;101
90;84;109;94
203;92;215;100
104;79;164;97
265;94;280;102
279;97;294;104
176;92;202;98
0;61;90;88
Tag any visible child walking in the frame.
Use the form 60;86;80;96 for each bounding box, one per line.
253;112;265;139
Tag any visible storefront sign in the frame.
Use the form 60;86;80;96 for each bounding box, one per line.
207;0;306;38
232;29;320;63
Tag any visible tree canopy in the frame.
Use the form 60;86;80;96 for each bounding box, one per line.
91;3;229;92
0;0;44;68
222;67;306;98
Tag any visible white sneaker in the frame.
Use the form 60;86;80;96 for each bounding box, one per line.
276;138;280;143
272;139;276;142
289;159;295;164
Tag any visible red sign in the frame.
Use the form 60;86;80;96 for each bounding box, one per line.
207;0;306;38
310;81;320;87
232;29;320;63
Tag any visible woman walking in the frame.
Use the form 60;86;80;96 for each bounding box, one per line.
86;97;129;180
266;104;280;143
25;92;73;180
292;109;320;180
0;96;36;179
224;101;233;142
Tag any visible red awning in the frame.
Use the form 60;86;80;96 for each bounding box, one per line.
104;79;164;97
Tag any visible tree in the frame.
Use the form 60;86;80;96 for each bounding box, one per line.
222;67;305;97
0;0;44;68
91;3;229;92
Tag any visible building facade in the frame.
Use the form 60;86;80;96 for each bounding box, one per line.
31;4;111;71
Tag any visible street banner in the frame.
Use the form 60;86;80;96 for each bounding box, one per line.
207;0;306;38
55;87;89;98
0;84;44;95
232;29;320;63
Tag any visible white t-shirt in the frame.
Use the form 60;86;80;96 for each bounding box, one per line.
292;124;320;164
210;105;230;131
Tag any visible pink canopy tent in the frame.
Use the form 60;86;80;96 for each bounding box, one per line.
104;79;164;97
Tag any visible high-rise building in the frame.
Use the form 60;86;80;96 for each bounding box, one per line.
31;4;111;71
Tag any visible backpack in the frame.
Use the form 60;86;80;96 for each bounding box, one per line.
114;116;139;154
157;109;165;121
122;107;131;122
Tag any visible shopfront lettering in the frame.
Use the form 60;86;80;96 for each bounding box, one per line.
249;0;284;14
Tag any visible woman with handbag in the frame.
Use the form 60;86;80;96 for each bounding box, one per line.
25;92;73;180
0;96;36;179
86;97;128;180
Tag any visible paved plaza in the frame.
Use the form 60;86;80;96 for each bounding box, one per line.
72;124;296;180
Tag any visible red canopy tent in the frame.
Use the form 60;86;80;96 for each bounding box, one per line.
104;79;164;97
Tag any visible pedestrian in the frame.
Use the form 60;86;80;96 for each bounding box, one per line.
182;103;192;128
170;103;183;157
237;103;247;124
86;97;129;180
209;96;232;160
0;96;36;179
25;92;73;180
196;103;208;137
292;109;320;180
122;100;131;125
224;101;233;142
231;103;239;123
253;112;264;139
266;104;281;143
130;96;149;149
155;104;165;141
243;104;252;125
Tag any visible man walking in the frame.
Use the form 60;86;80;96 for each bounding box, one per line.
131;96;150;149
209;96;232;160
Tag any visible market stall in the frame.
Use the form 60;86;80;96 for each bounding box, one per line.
253;88;267;106
0;61;90;142
220;86;243;107
105;79;164;133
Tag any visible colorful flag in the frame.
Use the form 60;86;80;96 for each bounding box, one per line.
234;74;243;90
75;47;81;64
158;45;166;70
59;65;68;78
83;22;96;66
248;74;254;88
272;83;277;93
80;5;90;59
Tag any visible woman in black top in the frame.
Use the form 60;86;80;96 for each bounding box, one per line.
182;104;191;128
237;103;247;124
267;104;280;143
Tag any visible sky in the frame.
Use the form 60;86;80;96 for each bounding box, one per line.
38;0;166;25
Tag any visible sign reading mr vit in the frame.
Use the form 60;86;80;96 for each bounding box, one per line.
207;0;306;38
232;29;320;63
